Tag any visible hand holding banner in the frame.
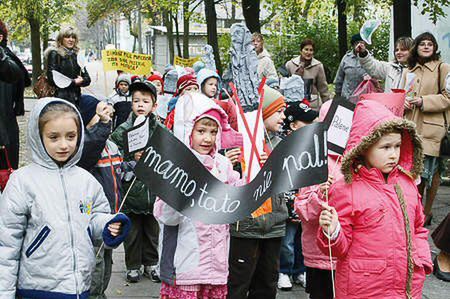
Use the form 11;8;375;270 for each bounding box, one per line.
135;123;328;224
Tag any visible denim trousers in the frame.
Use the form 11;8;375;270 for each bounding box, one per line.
279;221;305;276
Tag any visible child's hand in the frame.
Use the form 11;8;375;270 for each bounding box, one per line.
225;148;241;166
108;222;122;237
96;102;112;123
404;99;412;110
134;151;143;161
259;151;268;165
74;76;84;86
319;175;335;194
319;202;339;235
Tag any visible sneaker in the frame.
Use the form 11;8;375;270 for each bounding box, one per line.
143;265;161;283
293;272;307;288
277;273;292;291
126;269;141;283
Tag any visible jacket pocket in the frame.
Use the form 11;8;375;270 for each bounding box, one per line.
348;258;387;295
354;206;386;230
422;114;446;142
25;225;51;258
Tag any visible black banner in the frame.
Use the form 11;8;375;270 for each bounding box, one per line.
135;123;328;224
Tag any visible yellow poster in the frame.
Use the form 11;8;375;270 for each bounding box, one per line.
174;56;201;67
101;49;152;75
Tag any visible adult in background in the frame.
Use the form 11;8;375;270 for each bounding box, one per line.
46;26;91;106
356;37;414;92
0;20;31;169
285;39;330;108
334;34;369;99
432;213;450;282
252;32;278;81
403;32;450;225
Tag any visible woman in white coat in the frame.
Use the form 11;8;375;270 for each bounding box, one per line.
356;37;414;92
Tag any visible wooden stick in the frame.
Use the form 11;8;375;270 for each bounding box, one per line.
325;183;336;299
96;176;137;257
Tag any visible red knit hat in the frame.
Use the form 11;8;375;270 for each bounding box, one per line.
176;74;199;95
148;74;164;93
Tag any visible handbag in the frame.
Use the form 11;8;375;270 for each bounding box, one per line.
33;73;56;98
0;146;14;191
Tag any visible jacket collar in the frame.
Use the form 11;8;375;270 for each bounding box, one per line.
410;60;441;72
291;56;321;68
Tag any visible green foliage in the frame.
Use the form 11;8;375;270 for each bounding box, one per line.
218;32;232;70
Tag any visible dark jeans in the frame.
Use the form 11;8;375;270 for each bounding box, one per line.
124;213;159;270
279;221;305;276
227;237;282;299
305;266;334;299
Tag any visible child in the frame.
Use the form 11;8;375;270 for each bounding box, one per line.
154;94;242;299
79;95;125;298
110;80;161;283
197;68;238;131
148;73;171;124
278;102;318;291
0;98;129;298
318;100;432;298
164;73;199;130
228;85;288;299
294;100;338;299
107;73;132;129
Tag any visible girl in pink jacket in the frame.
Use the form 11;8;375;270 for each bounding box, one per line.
154;94;242;299
318;100;432;299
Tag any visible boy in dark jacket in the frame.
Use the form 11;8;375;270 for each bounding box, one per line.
227;86;289;299
110;80;161;283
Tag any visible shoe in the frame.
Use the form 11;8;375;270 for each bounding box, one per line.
293;273;307;288
144;265;161;283
434;257;450;282
126;269;141;283
277;273;292;291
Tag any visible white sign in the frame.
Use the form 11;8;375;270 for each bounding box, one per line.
126;117;149;153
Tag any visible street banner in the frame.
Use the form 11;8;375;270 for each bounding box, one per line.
134;123;328;224
174;56;201;67
101;49;152;75
360;90;406;117
323;97;356;155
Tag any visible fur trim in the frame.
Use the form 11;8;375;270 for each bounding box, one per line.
43;46;78;59
342;119;424;184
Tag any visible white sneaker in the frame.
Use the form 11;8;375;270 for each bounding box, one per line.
293;272;307;288
277;273;292;291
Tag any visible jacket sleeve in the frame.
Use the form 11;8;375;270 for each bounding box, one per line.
0;175;29;298
153;198;185;226
46;50;59;86
358;53;390;81
89;180;115;241
264;57;278;80
80;67;91;87
334;57;346;96
294;185;324;223
316;64;330;101
317;183;354;258
0;47;23;83
78;121;111;170
413;194;433;274
422;63;450;113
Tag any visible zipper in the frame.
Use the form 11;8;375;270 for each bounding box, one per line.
60;169;80;298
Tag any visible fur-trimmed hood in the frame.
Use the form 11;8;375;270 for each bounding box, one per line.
43;46;78;60
341;100;423;183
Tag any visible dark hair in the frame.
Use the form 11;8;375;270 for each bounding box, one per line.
0;20;8;47
408;32;440;68
300;39;315;51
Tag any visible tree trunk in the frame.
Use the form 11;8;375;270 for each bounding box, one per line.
302;0;313;19
336;0;348;59
29;17;42;84
204;0;222;73
183;1;190;58
173;14;182;57
242;0;261;33
393;0;412;40
163;10;175;65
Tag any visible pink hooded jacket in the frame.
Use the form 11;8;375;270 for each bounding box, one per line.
317;100;432;298
295;100;340;270
154;94;242;286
